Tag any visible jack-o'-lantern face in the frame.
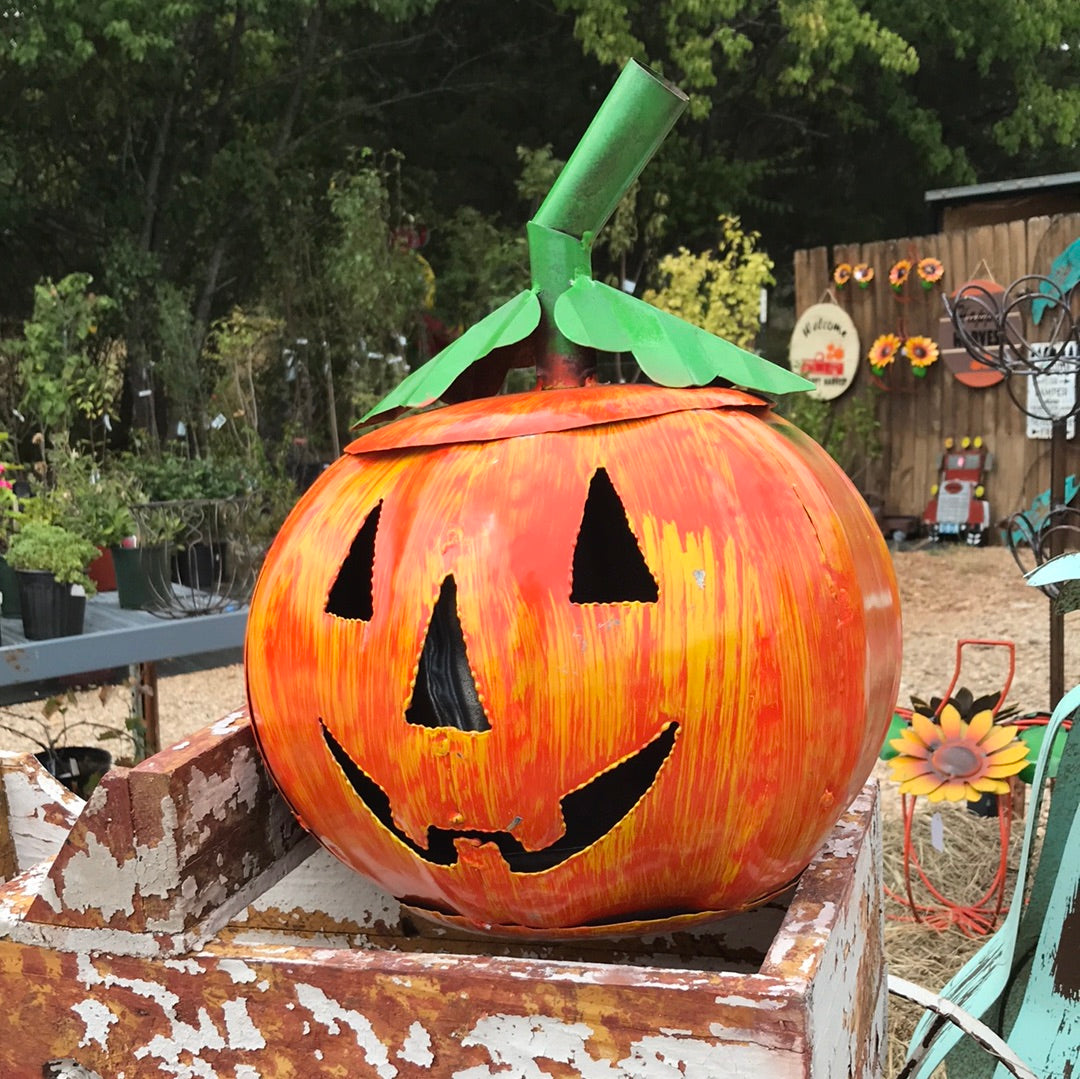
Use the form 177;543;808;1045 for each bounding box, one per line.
245;385;901;937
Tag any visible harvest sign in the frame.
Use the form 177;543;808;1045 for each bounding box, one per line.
788;303;858;400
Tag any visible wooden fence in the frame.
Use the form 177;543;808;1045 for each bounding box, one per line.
793;213;1080;532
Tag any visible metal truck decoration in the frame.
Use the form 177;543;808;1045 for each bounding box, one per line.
243;61;903;938
922;436;992;545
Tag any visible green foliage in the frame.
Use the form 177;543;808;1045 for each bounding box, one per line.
15;274;119;444
554;0;917;119
778;385;882;484
642;215;773;349
38;445;139;549
6;521;99;592
326;156;429;358
122;452;249;502
427;207;529;328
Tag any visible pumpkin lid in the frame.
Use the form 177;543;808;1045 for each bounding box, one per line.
346;384;769;455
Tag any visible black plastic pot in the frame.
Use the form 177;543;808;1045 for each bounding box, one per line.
172;541;227;590
16;569;87;640
35;746;113;799
111;545;171;610
0;553;21;619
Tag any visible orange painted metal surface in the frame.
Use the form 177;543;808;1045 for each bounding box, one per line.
245;385;902;935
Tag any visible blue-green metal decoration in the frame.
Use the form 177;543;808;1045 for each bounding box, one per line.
365;60;812;421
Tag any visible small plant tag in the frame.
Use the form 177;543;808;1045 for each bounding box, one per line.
930;812;945;852
70;584;86;598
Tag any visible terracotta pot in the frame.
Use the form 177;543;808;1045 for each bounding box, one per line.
87;546;118;592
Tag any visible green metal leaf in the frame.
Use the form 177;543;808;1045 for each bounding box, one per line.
554;277;814;395
364;290;541;420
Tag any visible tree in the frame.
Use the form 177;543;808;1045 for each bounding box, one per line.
0;0;439;450
643;215;774;350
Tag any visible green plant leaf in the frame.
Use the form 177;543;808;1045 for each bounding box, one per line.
363;289;541;420
554;277;813;395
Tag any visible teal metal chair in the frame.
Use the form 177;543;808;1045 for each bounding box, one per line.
896;553;1080;1078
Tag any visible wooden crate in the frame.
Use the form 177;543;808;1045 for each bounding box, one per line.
0;712;885;1077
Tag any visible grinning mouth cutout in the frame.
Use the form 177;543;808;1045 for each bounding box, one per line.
320;719;678;874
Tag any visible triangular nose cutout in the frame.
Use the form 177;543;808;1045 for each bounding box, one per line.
405;576;491;732
572;469;659;604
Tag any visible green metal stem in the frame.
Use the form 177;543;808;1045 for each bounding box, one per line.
528;60;688;387
531;60;688;240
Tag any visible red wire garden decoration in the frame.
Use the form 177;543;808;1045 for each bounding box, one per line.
886;641;1028;936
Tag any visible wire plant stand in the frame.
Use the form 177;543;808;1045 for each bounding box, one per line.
129;497;270;618
944;275;1080;706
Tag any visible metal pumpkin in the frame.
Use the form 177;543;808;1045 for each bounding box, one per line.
245;383;901;937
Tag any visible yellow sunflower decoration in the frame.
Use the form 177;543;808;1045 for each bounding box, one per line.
889;259;912;292
904;335;939;377
889;703;1030;803
868;332;902;375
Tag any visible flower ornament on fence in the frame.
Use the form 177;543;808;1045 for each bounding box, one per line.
868;333;902;375
889;259;912;292
905;335;939;376
888;701;1029;803
917;257;944;289
853;263;874;288
833;262;853;288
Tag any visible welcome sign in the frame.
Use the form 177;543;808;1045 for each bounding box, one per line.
788;303;858;400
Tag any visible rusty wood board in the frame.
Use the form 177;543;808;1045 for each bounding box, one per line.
0;717;885;1076
22;710;314;942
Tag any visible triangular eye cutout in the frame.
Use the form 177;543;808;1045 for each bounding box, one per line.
326;503;381;620
406;576;491;732
572;469;659;604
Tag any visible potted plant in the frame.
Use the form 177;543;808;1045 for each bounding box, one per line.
0;687;148;798
5;520;98;639
0;431;24;621
112;506;182;610
125;450;250;603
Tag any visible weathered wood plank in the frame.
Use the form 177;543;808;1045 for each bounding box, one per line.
0;717;886;1077
23;711;315;941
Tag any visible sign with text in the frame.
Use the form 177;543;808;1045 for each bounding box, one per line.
788;303;858;401
937;279;1008;388
1025;342;1078;439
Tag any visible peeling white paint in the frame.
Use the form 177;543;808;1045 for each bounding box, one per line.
398;1020;434;1067
295;982;398;1078
713;995;784;1010
74;953;275;1072
621;1034;793;1078
219;958;258;984
72;998;117;1049
235;1068;259;1079
222;997;266;1050
164;959;205;974
3;767;82;871
250;848;401;928
210;712;246;737
41;830;140;920
455;1015;617;1078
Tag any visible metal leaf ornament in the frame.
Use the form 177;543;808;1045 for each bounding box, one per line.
364;61;812;422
